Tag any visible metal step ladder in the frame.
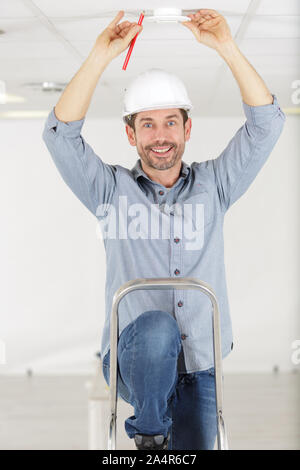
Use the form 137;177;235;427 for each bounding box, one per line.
107;277;229;450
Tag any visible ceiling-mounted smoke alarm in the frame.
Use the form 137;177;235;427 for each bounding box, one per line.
145;8;191;23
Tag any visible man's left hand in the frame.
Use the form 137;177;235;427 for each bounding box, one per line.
181;9;233;51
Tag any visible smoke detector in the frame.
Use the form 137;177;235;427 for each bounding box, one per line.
145;8;191;23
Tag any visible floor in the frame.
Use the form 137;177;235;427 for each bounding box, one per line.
0;372;299;450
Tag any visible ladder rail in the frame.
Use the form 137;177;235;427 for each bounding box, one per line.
107;277;229;450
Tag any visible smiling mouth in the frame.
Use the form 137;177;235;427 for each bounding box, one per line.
150;146;174;156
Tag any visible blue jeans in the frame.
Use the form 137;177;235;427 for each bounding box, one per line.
102;310;218;450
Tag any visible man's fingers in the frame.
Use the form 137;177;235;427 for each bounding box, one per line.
108;10;124;28
114;21;131;35
198;8;219;16
118;21;131;30
190;12;213;22
182;21;199;35
124;24;142;43
119;24;135;38
198;17;217;25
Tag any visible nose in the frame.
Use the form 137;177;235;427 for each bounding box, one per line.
148;125;175;149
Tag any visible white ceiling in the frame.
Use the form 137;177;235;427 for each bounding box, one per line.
0;0;299;118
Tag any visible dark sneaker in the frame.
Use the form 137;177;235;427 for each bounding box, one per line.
134;432;170;450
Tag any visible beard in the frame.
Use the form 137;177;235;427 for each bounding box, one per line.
136;142;185;171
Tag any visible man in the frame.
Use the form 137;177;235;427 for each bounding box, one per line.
42;9;286;450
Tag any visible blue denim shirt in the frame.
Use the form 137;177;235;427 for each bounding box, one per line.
42;94;285;372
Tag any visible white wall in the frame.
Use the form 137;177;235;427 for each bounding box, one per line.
0;109;299;374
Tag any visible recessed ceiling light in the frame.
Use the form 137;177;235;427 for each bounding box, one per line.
0;111;49;119
22;82;67;93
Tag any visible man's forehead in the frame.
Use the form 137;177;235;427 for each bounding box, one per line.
137;108;181;121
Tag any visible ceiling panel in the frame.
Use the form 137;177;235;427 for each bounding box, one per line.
240;38;300;55
33;0;252;17
0;0;36;18
256;0;300;16
246;54;300;70
0;18;56;42
0;58;79;82
207;71;296;116
0;41;71;60
245;16;300;38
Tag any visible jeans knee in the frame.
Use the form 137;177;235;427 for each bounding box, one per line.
138;310;179;333
136;310;181;354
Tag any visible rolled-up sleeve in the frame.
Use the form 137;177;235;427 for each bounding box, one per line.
211;94;286;211
42;107;117;217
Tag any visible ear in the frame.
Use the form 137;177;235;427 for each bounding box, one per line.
184;118;192;142
125;124;137;147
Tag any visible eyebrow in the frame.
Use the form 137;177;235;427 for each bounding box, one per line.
138;114;180;123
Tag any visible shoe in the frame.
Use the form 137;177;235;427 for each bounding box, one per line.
134;432;170;450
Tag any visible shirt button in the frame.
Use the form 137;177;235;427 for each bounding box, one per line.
178;301;183;307
181;334;187;340
158;190;164;195
174;269;180;276
174;237;180;243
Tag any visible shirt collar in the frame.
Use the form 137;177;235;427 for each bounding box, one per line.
131;158;190;183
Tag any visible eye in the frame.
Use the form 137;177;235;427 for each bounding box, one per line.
143;121;176;128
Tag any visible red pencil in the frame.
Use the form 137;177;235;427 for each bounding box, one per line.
122;12;145;70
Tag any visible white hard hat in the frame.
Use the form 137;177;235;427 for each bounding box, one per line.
122;68;193;124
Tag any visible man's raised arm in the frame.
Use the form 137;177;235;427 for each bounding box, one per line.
42;11;143;216
182;9;286;211
182;8;273;106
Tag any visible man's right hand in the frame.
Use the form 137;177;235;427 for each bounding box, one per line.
93;10;143;63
